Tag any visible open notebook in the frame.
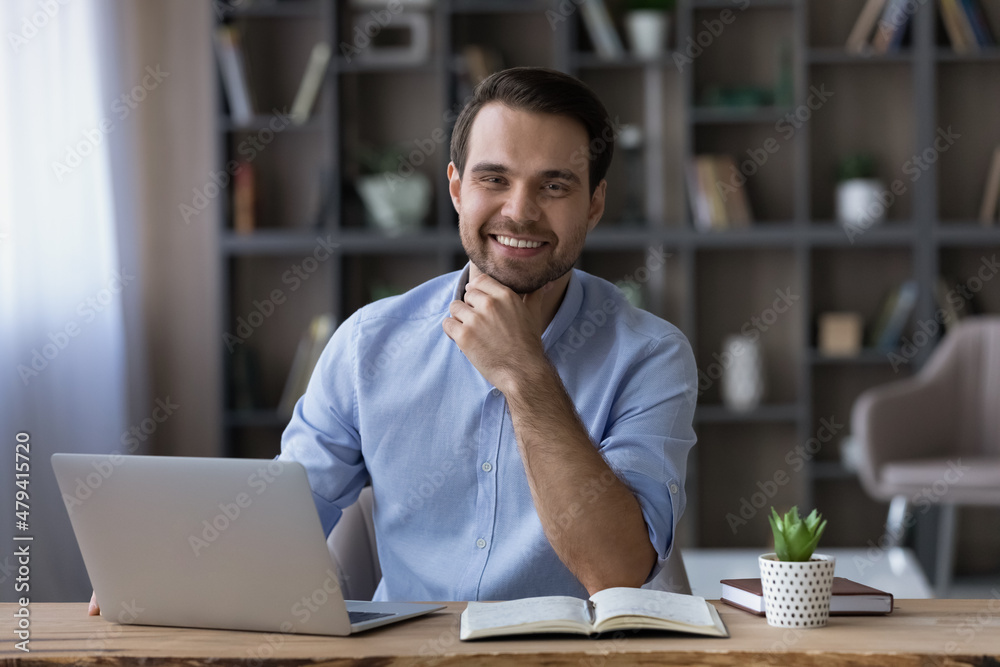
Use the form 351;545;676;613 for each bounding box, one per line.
461;588;728;640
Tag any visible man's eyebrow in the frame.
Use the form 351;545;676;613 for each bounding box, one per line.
541;169;581;185
469;162;582;185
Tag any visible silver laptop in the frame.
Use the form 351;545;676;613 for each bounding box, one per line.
51;453;443;635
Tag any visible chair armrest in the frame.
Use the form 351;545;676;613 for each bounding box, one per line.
851;374;955;497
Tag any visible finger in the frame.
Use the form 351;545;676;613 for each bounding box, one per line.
88;591;100;616
448;299;474;323
442;316;458;341
468;273;511;298
462;287;490;309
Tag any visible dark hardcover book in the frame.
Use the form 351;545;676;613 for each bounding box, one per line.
876;279;918;350
961;0;996;46
721;577;894;616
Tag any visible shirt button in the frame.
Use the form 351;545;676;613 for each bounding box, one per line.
669;482;680;494
476;538;487;549
481;462;493;472
491;388;500;397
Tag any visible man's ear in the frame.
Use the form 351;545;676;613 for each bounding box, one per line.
587;179;607;231
447;161;461;214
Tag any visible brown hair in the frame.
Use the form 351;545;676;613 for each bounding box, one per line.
450;67;614;197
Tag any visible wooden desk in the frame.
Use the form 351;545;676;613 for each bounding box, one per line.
3;600;999;666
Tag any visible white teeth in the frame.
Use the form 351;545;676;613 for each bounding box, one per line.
496;235;541;249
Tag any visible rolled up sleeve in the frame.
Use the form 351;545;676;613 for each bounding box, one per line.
278;311;369;536
597;332;698;582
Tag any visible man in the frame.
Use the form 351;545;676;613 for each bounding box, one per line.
87;66;695;615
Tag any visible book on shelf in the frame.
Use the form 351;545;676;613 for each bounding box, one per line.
845;0;888;54
459;588;728;641
579;0;625;60
940;0;973;52
456;44;504;102
278;314;336;417
940;0;995;52
462;44;504;86
232;160;255;234
868;280;918;351
721;578;894;616
687;155;753;232
935;276;965;332
978;145;1000;225
290;41;331;125
961;0;996;47
871;0;912;54
213;25;255;125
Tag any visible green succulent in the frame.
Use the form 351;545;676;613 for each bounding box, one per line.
836;153;878;182
768;506;827;562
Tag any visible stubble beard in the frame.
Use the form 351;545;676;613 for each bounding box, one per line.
459;215;586;295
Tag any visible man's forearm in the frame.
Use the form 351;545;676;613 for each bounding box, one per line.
503;360;657;595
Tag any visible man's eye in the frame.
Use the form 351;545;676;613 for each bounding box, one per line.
545;183;567;191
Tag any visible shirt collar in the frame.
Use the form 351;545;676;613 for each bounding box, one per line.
451;263;583;352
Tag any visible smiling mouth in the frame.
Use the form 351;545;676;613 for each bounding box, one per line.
491;234;546;249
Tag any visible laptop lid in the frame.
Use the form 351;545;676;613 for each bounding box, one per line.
53;453;362;636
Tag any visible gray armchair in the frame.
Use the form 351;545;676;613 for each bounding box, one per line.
327;485;691;600
851;316;1000;596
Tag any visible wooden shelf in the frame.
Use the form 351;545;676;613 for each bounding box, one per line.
807;48;914;64
935;47;1000;62
213;0;1000;558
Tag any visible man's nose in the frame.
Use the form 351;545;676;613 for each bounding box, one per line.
500;183;541;224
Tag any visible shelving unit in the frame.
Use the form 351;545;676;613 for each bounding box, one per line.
214;0;1000;572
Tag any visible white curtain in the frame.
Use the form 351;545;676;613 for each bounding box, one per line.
0;0;146;602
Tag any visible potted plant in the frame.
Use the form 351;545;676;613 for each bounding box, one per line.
759;506;835;628
835;153;885;232
355;143;432;236
623;0;675;59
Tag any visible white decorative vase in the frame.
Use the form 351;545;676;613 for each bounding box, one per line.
720;334;765;412
624;10;670;59
759;553;836;628
356;171;431;235
836;178;885;230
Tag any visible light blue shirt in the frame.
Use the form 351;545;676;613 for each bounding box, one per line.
278;264;697;601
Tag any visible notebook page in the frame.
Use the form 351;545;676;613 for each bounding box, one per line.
463;596;592;633
590;588;714;628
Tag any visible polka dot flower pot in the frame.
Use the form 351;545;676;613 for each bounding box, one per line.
758;553;836;628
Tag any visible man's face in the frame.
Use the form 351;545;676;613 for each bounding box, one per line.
448;103;606;295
